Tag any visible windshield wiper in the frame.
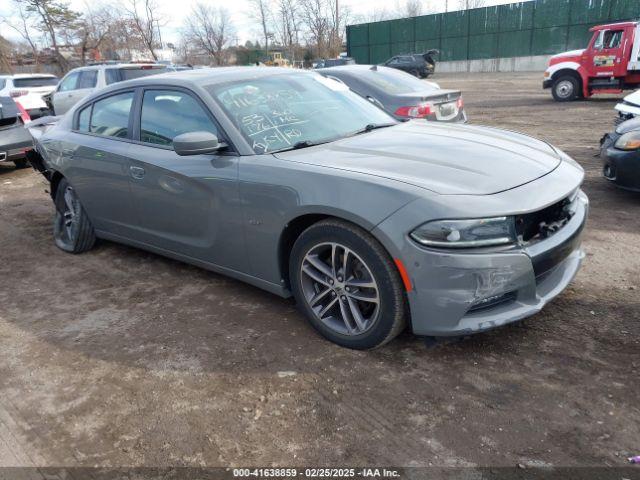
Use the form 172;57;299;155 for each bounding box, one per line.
352;123;397;136
271;138;333;153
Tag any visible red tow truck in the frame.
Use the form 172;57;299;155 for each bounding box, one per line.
543;21;640;101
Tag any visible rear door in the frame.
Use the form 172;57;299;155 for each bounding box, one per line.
67;90;139;236
125;87;245;271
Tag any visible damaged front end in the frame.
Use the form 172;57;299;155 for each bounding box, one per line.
23;115;60;182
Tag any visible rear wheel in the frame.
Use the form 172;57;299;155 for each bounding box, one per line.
53;178;96;253
290;219;407;349
13;159;28;169
552;75;579;102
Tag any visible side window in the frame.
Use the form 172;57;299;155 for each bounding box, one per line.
140;89;218;147
58;71;80;92
604;30;623;49
388;57;399;65
90;91;134;138
0;79;5;90
105;69;120;85
77;105;91;132
78;70;98;89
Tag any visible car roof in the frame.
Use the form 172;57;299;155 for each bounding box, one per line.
101;66;312;90
68;63;163;72
1;73;58;79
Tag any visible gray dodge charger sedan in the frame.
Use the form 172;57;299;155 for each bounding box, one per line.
26;67;588;349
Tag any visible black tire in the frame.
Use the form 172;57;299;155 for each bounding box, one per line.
53;178;96;253
13;158;28;169
410;69;420;78
289;219;407;349
552;75;579;102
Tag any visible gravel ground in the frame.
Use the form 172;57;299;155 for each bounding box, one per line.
0;72;638;472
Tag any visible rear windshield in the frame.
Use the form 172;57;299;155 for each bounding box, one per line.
358;67;438;94
119;66;167;81
13;77;58;88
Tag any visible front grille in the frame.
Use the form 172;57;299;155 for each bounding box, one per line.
515;194;577;244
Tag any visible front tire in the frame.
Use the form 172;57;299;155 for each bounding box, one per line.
289;219;407;349
53;178;96;253
552;75;579;102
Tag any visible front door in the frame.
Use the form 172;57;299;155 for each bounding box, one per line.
588;28;626;79
126;88;246;272
52;71;81;114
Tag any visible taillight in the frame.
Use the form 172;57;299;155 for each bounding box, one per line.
456;96;464;109
10;89;28;98
15;101;31;123
394;102;433;118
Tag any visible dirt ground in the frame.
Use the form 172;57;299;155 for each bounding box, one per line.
0;72;639;473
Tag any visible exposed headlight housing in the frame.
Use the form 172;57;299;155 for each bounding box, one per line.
410;217;517;248
614;131;640;150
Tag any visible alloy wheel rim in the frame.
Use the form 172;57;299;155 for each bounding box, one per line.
60;186;79;242
300;242;380;336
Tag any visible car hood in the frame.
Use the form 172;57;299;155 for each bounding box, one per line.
274;121;562;195
621;88;640;107
551;49;585;60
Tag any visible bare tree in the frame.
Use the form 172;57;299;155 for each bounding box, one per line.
77;3;115;64
0;36;14;73
122;0;164;60
247;0;273;56
461;0;486;9
395;0;422;18
2;3;40;70
299;0;350;59
183;3;235;66
273;0;302;62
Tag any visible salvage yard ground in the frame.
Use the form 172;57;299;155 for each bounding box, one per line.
0;72;638;470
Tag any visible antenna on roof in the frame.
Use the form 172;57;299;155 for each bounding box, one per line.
370;65;377;71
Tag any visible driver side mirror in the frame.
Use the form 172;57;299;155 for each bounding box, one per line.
173;131;225;156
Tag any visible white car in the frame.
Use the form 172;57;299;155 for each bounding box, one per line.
49;63;168;116
0;74;59;119
615;89;640;124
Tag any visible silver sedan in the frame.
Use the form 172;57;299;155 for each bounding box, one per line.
27;67;588;349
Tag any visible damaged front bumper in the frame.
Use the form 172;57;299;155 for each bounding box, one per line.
377;188;588;337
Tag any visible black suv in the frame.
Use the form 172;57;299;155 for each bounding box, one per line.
382;50;438;78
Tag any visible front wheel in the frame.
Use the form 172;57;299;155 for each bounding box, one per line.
289;219;407;349
53;178;96;253
552;75;579;102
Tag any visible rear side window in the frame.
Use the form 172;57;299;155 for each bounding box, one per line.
13;77;58;88
105;69;120;85
89;91;134;138
78;70;97;89
77;105;91;132
58;72;80;92
140;89;217;147
119;66;167;81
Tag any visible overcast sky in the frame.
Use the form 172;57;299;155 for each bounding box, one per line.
0;0;519;47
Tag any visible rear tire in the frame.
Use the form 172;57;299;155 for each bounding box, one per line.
53;178;96;253
552;75;579;102
289;219;407;349
13;159;28;169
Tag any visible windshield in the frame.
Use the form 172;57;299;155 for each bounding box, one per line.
206;72;396;154
357;67;438;94
13;77;58;88
119;66;167;80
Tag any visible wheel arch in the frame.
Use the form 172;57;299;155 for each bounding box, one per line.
277;211;403;292
49;170;65;201
551;68;588;98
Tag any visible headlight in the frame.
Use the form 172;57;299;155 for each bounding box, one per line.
410;217;517;248
614;131;640;150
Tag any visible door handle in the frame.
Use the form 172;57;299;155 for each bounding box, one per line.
129;166;145;179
